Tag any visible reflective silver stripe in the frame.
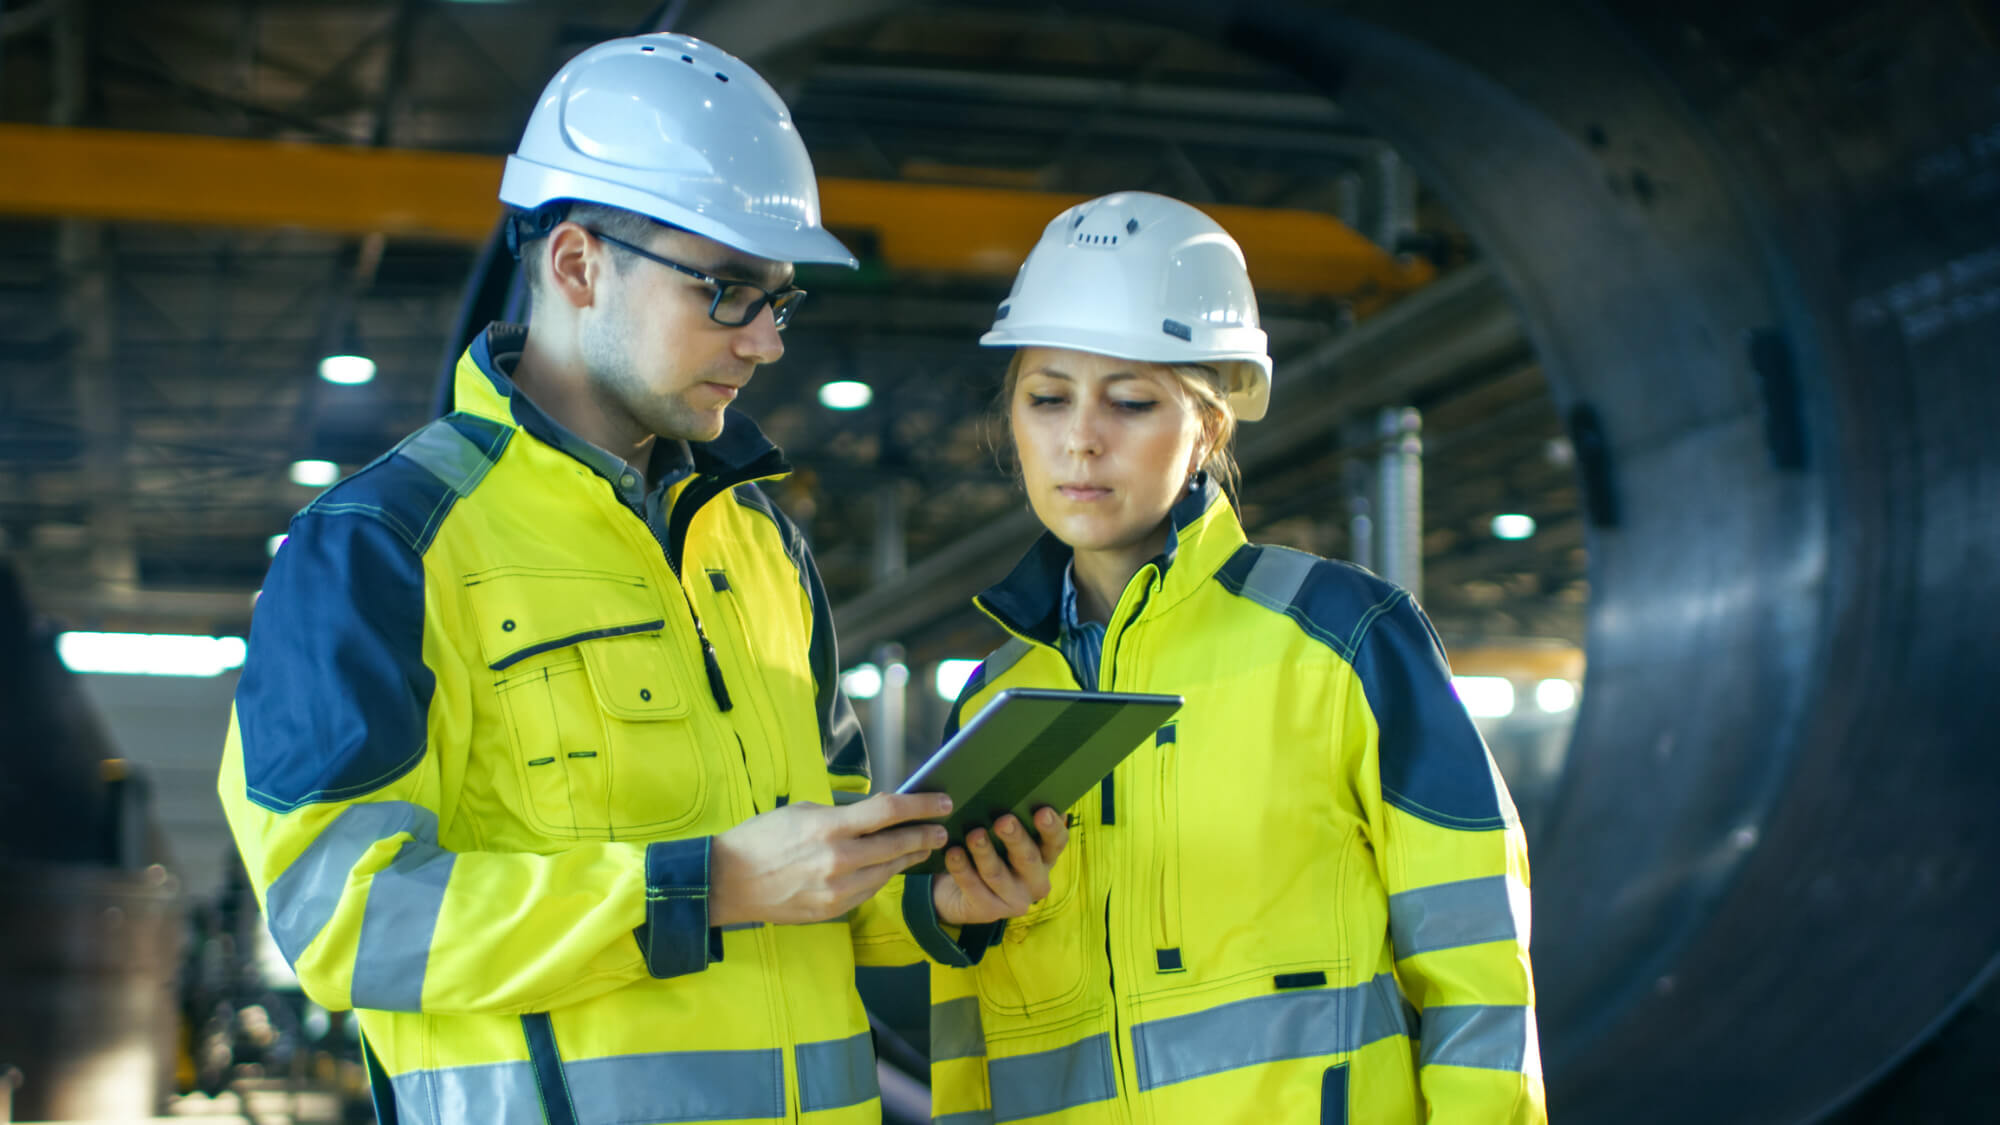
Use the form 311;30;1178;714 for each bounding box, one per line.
934;1113;996;1125
930;996;986;1061
390;1060;545;1125
1420;1004;1539;1075
1131;972;1412;1091
1388;875;1529;958
265;801;437;965
350;840;456;1011
988;1032;1116;1122
1238;547;1318;616
566;1048;785;1122
400;418;499;497
982;636;1033;685
796;1032;879;1113
720;921;764;932
832;788;870;805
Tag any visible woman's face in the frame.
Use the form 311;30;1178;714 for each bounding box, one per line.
1009;346;1205;559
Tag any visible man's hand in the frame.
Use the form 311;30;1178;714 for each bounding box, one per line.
932;807;1070;926
710;793;951;926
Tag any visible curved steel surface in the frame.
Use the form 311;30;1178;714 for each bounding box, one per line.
444;2;2000;1118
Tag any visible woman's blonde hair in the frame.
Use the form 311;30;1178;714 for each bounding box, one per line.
994;350;1242;501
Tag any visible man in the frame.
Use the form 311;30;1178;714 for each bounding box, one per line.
218;34;1061;1124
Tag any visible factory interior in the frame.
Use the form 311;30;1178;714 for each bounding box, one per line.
1;0;1996;1121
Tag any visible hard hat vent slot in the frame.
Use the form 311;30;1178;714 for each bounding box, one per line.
1162;319;1193;341
1126;219;1140;235
995;303;1011;320
716;73;729;82
682;55;694;63
641;45;655;53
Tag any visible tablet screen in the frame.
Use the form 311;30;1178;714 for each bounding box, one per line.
896;687;1182;874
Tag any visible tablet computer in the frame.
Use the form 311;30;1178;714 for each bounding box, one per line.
895;687;1183;874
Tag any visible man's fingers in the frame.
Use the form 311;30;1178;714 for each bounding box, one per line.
850;822;947;869
839;792;953;836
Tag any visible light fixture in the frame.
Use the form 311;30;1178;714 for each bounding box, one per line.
289;459;339;488
1491;513;1537;540
818;380;874;410
934;659;982;701
1451;675;1516;719
57;631;248;677
317;354;377;385
841;663;883;700
266;534;288;558
1536;678;1578;714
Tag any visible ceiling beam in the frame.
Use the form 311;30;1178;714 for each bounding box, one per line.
0;125;1431;297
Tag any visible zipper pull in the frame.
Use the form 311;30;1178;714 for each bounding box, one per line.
700;633;733;712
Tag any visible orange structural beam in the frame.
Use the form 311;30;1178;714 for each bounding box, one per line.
0;124;1431;297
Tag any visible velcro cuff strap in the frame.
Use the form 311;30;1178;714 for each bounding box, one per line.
634;837;715;979
900;873;1006;967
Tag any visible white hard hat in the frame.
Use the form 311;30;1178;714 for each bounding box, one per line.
981;192;1272;421
500;33;856;268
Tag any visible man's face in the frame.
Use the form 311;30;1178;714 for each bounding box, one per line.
577;225;793;443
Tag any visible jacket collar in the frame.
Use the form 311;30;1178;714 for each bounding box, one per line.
451;322;787;487
976;474;1248;646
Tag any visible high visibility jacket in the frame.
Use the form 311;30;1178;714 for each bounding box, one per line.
218;325;955;1125
926;482;1544;1125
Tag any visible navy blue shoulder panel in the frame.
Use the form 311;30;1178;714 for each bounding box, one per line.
1215;545;1509;832
732;484;868;782
304;412;512;554
237;414;511;814
239;507;434;813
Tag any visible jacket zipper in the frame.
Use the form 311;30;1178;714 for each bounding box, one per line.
1096;569;1156;1120
1155;737;1182;962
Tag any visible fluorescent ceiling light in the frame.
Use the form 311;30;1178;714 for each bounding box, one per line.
1536;678;1578;714
57;631;247;677
841;663;882;700
818;380;874;410
318;354;377;385
1452;675;1516;719
289;460;339;487
934;659;982;701
1491;513;1537;540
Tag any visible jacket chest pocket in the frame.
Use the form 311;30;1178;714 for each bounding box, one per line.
468;568;709;840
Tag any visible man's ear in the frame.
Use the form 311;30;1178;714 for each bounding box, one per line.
545;222;601;309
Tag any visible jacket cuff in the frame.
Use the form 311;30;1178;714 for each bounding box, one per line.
633;837;718;979
900;873;1006;967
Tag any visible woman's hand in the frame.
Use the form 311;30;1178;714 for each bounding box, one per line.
931;807;1070;926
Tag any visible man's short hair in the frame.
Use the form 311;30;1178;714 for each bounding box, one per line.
522;202;662;312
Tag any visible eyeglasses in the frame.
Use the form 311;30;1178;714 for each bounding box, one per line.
584;228;808;330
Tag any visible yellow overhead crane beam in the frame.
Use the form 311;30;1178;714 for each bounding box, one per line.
0;124;1431;298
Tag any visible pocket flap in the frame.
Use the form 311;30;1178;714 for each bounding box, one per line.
580;632;689;720
463;567;665;670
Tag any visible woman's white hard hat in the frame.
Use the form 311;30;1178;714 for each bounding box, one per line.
981;191;1272;421
500;33;856;268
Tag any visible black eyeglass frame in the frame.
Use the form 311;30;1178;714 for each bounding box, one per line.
583;228;807;330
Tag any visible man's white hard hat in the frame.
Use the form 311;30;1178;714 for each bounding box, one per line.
500;33;856;268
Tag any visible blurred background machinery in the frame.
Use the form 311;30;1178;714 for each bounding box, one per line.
1;0;1997;1121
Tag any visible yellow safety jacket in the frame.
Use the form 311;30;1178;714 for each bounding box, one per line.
218;325;959;1125
926;481;1544;1125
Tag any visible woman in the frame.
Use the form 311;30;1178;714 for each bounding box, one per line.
923;193;1544;1124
